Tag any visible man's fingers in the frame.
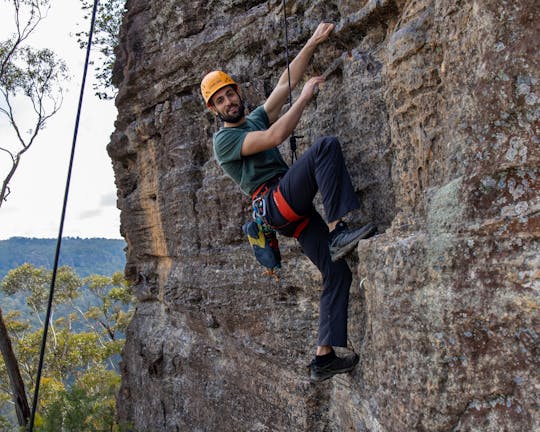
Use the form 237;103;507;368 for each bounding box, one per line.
323;23;335;35
320;23;334;39
307;76;325;97
312;22;335;44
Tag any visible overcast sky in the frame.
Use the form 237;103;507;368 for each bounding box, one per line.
0;0;122;240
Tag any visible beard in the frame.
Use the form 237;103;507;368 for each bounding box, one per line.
216;98;246;123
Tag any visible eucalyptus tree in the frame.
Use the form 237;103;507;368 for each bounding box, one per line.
79;0;126;99
0;3;68;424
0;264;134;430
0;0;68;207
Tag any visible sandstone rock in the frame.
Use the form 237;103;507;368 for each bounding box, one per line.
109;0;539;430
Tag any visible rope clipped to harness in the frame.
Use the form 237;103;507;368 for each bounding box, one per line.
243;196;281;279
281;0;299;163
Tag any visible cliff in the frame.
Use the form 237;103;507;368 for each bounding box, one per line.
107;0;539;430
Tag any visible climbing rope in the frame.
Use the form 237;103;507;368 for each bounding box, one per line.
281;0;298;163
27;0;100;430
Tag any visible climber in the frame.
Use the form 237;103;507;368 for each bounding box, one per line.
201;22;376;382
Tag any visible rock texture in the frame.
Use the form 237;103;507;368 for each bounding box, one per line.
108;0;539;430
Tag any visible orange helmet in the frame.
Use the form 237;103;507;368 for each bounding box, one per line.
200;71;238;106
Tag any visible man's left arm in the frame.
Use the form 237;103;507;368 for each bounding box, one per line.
264;22;334;124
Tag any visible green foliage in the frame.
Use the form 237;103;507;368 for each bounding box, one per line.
0;263;134;431
82;271;133;341
2;264;81;313
0;415;13;432
1;45;67;101
37;366;120;432
78;0;127;99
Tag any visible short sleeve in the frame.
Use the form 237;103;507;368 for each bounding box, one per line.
249;106;270;130
214;128;246;164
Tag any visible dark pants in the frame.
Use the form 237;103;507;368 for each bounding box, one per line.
264;137;359;347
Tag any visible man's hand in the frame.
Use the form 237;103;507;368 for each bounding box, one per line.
307;23;335;48
300;76;326;102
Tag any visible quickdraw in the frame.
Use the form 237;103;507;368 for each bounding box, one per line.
282;0;300;163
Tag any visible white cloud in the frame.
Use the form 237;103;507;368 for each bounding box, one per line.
79;208;103;219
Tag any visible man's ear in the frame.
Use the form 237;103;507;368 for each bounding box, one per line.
208;103;218;115
234;85;242;99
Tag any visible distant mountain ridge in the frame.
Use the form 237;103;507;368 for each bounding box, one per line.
0;237;126;279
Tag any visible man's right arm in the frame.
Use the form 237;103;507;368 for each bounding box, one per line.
241;76;325;156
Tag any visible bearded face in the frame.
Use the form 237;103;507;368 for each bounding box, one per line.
211;86;246;123
216;97;246;123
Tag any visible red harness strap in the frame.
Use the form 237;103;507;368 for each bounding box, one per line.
272;186;302;221
273;186;310;239
292;218;310;239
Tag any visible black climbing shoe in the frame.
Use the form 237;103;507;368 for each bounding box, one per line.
309;352;360;382
329;221;377;262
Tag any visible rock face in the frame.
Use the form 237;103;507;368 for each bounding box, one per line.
108;0;539;430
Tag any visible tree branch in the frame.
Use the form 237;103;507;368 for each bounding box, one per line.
0;306;30;427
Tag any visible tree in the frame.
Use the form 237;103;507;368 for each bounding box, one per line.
1;6;69;418
78;0;127;100
1;6;68;416
38;366;120;431
0;264;134;430
81;272;133;340
0;0;69;207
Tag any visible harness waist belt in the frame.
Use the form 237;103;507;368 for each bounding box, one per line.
251;177;281;201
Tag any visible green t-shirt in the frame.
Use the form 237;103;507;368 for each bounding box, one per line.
213;106;289;195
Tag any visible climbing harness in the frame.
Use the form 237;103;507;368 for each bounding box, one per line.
251;178;310;240
244;182;282;278
281;0;301;163
244;175;313;278
27;1;100;431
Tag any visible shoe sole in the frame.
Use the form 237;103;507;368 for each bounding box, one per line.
330;223;377;262
310;358;360;382
310;366;356;382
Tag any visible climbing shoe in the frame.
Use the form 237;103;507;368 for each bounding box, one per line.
309;351;360;382
329;221;377;262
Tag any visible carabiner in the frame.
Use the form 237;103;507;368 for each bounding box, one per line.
252;196;267;220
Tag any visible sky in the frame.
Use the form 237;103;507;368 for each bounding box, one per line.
0;0;122;240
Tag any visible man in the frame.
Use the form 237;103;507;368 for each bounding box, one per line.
201;23;376;382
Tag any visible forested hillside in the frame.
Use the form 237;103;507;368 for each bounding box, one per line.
0;237;126;279
0;237;127;323
0;240;131;430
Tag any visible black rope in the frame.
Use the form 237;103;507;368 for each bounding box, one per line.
27;0;100;430
281;0;298;163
